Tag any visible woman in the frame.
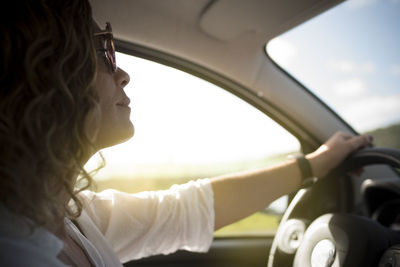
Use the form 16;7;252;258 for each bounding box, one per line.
0;0;372;266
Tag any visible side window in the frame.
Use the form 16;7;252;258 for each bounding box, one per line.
85;52;300;236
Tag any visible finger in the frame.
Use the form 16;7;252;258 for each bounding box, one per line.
347;135;371;150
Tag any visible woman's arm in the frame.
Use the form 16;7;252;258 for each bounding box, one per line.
211;132;372;230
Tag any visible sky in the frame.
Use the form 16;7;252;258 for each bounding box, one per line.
86;0;400;180
267;0;400;132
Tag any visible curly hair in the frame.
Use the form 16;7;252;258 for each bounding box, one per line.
0;0;100;231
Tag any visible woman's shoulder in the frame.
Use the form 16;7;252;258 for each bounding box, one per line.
0;238;67;267
0;205;66;267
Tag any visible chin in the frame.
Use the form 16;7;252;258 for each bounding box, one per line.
115;122;135;144
118;122;135;143
96;122;135;149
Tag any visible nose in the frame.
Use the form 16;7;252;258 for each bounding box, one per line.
115;67;130;88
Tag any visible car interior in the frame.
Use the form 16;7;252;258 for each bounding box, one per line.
90;0;400;266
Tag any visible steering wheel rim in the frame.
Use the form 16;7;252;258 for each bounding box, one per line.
267;147;400;267
341;147;400;171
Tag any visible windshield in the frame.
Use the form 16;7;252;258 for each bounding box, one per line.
267;0;400;149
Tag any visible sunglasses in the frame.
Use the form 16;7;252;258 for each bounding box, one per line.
94;22;117;73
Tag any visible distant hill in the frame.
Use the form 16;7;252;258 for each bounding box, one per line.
365;123;400;149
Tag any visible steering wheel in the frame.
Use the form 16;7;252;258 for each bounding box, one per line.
267;147;400;267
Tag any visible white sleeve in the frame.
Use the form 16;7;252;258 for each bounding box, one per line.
79;178;215;262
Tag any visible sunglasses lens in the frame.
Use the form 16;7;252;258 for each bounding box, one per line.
95;22;117;73
105;37;116;72
107;39;117;72
106;22;116;72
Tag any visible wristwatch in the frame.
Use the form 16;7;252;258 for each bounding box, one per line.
289;154;318;188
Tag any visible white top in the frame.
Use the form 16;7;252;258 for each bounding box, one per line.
0;178;215;266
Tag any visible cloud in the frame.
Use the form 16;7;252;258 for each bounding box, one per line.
360;62;376;73
327;78;400;131
331;78;367;97
266;38;297;68
328;60;375;74
342;95;400;131
328;60;356;72
391;64;400;76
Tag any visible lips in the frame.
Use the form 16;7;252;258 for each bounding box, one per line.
116;98;131;107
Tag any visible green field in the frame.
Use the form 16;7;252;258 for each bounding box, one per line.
214;212;280;237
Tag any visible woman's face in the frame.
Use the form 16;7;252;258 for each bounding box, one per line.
93;23;134;150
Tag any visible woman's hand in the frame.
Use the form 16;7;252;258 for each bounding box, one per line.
306;132;373;178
